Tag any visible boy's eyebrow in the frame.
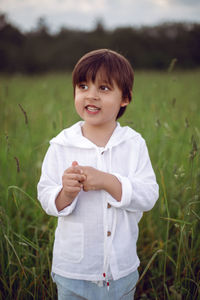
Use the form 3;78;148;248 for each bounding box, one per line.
76;80;87;85
97;78;113;86
77;78;112;85
101;79;110;83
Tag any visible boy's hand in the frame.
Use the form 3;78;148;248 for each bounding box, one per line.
62;161;85;198
79;166;104;192
55;161;86;211
79;164;122;202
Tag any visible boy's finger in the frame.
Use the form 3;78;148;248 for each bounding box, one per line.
72;161;78;167
63;173;86;182
73;165;84;174
64;165;82;175
63;179;82;187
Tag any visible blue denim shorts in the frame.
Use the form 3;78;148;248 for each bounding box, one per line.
52;269;139;300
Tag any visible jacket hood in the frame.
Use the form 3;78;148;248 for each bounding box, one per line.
50;121;140;149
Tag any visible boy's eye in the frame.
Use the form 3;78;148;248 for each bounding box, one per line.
79;83;88;90
100;85;109;91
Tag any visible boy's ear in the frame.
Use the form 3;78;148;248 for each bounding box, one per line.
121;97;130;107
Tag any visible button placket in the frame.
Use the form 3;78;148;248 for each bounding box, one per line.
99;148;112;242
106;200;113;241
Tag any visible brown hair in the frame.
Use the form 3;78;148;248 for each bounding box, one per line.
72;49;134;119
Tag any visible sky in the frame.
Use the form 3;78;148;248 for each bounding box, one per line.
0;0;200;32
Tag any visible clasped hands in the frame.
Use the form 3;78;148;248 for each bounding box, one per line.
62;161;103;200
56;160;121;211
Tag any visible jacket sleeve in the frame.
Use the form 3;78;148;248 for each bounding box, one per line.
37;144;78;217
107;139;159;212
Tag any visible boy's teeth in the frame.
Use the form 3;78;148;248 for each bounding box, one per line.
87;106;100;111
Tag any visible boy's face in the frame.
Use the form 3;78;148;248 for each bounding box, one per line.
74;70;129;129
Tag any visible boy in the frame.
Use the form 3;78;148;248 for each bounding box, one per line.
37;49;159;299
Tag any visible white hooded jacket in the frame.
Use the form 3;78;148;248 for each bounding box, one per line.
37;121;159;281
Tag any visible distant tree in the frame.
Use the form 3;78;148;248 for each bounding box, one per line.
0;14;200;73
93;18;106;35
0;13;7;30
0;13;25;72
34;17;50;35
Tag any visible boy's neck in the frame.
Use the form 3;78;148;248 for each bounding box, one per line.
81;122;117;147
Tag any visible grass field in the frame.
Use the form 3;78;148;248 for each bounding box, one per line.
0;70;200;299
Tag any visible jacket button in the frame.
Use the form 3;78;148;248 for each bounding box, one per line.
107;203;111;208
107;231;111;237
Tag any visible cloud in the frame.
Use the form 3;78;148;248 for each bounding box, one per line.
172;0;200;5
0;0;200;32
0;0;107;14
0;0;108;30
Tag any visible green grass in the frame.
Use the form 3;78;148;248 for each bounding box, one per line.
0;70;200;299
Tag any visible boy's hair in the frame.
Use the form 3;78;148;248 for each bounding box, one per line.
72;49;134;119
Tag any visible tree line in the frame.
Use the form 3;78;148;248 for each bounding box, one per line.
0;13;200;73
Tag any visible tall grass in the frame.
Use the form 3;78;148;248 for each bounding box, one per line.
0;70;199;299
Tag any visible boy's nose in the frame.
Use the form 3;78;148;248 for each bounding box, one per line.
87;85;99;100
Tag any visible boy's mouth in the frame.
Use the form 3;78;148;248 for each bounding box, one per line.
85;105;100;112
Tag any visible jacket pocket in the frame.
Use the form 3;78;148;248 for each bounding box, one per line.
57;222;84;263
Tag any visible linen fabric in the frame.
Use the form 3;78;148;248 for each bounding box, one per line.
37;121;159;282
